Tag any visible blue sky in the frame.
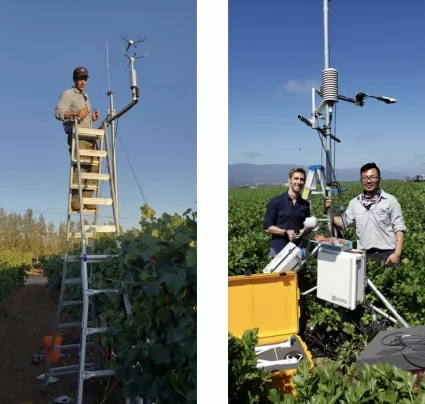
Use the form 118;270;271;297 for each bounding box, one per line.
0;0;196;230
229;0;425;176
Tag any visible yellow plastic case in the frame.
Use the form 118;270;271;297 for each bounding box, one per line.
228;271;314;396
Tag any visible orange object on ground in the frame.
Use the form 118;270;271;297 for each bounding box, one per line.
44;334;63;363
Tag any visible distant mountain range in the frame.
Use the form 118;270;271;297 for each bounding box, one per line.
229;163;407;185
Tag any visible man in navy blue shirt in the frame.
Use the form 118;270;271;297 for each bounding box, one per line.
263;167;311;256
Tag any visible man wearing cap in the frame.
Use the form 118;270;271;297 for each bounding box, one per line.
54;66;101;211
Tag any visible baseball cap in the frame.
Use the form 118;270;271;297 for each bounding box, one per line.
73;66;89;79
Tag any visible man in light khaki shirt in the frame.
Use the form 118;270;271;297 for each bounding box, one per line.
55;66;101;211
325;162;406;268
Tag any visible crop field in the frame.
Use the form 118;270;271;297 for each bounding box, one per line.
0;207;196;403
228;181;425;402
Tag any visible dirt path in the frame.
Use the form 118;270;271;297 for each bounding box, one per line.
0;275;123;404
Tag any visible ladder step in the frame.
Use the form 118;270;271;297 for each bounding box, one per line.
65;254;112;263
64;278;82;285
50;363;95;376
62;300;84;306
83;369;116;380
71;232;107;239
82;198;113;206
84;224;116;233
88;288;121;296
58;321;93;329
53;342;94;350
72;158;100;166
76;127;106;138
80;172;110;181
69;208;98;215
70;184;98;191
76;149;107;158
86;326;109;336
71;149;106;165
58;322;82;329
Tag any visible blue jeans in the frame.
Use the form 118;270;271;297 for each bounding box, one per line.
269;247;278;258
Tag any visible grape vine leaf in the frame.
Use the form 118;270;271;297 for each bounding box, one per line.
161;270;187;294
150;343;171;365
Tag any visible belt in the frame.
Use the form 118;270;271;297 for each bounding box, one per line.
366;248;394;254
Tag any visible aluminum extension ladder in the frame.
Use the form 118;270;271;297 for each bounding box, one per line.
42;120;130;404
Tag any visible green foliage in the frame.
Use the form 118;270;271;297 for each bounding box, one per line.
44;207;197;403
228;328;283;404
228;181;425;367
229;328;425;403
0;249;31;307
278;361;425;403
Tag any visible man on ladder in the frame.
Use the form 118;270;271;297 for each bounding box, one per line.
54;66;101;211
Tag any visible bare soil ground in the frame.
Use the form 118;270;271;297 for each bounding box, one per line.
0;274;124;404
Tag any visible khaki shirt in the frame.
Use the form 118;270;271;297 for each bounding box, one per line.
54;87;92;133
341;190;407;251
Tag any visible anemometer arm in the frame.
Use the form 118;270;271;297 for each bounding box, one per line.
106;35;146;124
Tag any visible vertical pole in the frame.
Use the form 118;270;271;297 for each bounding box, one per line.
323;0;334;236
107;92;120;235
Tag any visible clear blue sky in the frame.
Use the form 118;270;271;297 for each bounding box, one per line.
229;0;425;177
0;0;196;230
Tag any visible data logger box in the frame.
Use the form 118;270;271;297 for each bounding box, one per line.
316;247;366;310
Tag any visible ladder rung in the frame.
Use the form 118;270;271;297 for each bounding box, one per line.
88;288;121;296
84;224;116;233
80;173;110;181
50;363;94;375
64;254;112;263
53;342;93;350
72;158;100;166
62;300;84;306
69;208;98;215
82;198;113;206
86;326;109;336
71;232;100;239
58;321;93;329
76;149;107;158
59;322;81;328
76;127;105;138
70;184;98;191
83;369;116;380
64;278;82;285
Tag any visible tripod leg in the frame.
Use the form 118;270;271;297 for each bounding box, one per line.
370;304;398;325
367;278;409;328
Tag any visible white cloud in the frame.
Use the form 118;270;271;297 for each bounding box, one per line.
283;79;321;95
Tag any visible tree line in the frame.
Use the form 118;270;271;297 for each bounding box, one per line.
0;208;95;261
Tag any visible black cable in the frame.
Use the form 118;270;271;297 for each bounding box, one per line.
380;332;425;369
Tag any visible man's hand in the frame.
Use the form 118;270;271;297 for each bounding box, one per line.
386;252;401;265
324;197;333;214
76;108;89;120
92;109;100;121
286;230;296;241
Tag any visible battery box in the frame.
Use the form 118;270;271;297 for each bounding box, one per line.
228;272;314;396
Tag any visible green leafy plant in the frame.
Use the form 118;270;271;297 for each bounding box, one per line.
44;206;197;403
228;328;283;404
228;182;425;369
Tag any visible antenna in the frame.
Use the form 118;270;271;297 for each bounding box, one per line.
296;0;396;236
106;42;111;92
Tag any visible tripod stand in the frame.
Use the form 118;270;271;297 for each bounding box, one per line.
297;241;409;329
